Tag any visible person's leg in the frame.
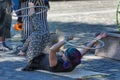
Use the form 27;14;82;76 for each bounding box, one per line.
20;1;34;40
0;28;12;51
0;37;12;51
0;0;12;51
0;38;13;51
22;53;44;71
0;37;4;42
0;36;4;50
22;40;46;71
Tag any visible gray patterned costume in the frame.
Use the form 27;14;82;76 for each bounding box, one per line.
21;13;50;62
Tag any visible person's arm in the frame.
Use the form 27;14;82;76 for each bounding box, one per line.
49;36;73;67
18;37;30;56
49;41;65;67
21;37;30;52
80;33;106;57
80;40;97;57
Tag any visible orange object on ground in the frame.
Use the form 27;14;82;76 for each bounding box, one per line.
14;23;23;31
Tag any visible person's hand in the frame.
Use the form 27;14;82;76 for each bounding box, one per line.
28;2;35;16
28;2;34;7
64;35;74;41
95;32;107;40
18;51;25;56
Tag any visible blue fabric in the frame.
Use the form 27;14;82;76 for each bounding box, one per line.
13;0;19;10
44;0;49;3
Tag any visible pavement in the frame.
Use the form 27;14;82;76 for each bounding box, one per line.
0;0;120;80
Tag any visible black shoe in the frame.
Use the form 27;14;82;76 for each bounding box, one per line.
22;60;39;71
22;66;35;71
2;42;12;51
0;47;11;51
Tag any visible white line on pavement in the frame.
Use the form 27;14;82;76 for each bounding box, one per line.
48;9;115;17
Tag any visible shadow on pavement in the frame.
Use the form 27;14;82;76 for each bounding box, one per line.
49;21;117;34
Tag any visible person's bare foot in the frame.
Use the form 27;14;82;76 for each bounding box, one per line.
28;2;35;16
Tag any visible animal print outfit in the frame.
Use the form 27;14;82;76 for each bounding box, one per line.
21;13;50;62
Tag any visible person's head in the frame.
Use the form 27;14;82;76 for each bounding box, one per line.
63;47;82;68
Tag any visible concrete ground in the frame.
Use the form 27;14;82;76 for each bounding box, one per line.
0;0;120;80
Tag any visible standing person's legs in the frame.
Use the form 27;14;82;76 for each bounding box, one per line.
0;0;12;51
0;36;4;44
0;28;4;42
0;27;12;51
20;1;34;40
5;13;12;38
22;19;34;40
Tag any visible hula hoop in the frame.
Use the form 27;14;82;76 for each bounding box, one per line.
64;39;105;49
116;1;120;31
12;6;48;17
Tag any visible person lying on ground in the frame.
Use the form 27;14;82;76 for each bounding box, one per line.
19;32;106;72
